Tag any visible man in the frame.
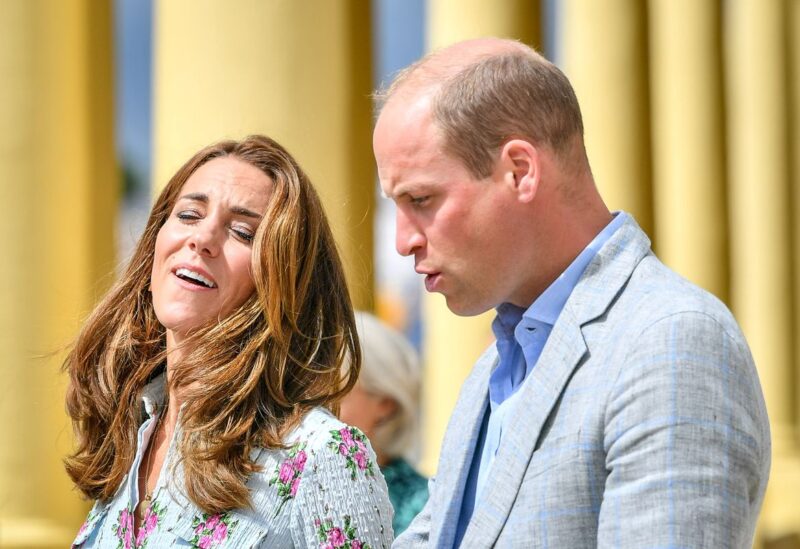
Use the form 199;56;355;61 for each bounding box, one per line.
373;38;770;548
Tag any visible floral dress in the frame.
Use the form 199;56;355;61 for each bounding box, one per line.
72;376;394;548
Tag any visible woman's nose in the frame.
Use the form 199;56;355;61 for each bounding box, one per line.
187;222;222;257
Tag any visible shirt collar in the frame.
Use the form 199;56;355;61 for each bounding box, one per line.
523;211;628;327
140;372;167;417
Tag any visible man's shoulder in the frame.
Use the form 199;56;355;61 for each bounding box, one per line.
620;254;743;341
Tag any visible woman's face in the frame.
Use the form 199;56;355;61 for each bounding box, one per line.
150;156;272;338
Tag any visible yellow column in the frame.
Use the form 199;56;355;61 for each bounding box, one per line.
648;0;728;301
428;0;540;50
725;0;800;541
792;0;800;445
420;0;540;475
153;0;374;309
559;0;652;235
0;1;116;546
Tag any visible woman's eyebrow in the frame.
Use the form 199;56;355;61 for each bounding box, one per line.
179;192;208;202
230;206;262;219
178;193;261;218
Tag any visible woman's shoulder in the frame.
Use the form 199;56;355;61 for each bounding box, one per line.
249;407;377;479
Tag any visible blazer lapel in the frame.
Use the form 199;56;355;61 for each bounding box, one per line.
430;345;495;549
461;308;588;546
460;215;653;546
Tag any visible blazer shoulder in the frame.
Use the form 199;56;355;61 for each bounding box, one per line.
623;254;743;339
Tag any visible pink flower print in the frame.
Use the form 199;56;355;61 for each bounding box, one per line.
212;522;228;543
354;450;367;470
78;519;89;537
205;513;220;531
145;510;159;532
294;450;307;470
279;460;294;484
339;427;354;447
190;511;238;548
328;527;346;547
327;427;376;480
314;515;369;549
269;441;308;517
135;526;148;547
117;508;129;537
123;526;133;549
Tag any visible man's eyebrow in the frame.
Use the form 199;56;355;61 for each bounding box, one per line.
177;193;262;219
386;182;430;200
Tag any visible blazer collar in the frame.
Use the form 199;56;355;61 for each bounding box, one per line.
460;216;652;546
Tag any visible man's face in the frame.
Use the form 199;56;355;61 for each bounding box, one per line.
373;94;525;316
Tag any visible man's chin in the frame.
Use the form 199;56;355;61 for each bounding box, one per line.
443;294;493;317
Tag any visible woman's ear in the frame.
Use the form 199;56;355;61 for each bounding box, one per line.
500;139;539;203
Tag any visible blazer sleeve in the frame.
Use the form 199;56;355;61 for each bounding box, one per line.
392;476;434;548
598;311;770;548
290;425;394;548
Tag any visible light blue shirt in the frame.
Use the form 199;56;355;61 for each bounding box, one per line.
454;211;627;547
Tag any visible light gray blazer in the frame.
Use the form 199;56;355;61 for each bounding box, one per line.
396;216;770;548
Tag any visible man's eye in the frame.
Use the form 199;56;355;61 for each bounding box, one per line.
410;195;429;206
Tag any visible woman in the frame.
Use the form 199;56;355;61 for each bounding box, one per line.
66;135;393;548
339;312;428;535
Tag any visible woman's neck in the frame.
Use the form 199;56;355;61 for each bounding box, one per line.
163;329;189;431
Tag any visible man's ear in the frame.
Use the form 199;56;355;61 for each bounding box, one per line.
500;139;539;203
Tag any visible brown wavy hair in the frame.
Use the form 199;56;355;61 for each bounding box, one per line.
64;134;360;513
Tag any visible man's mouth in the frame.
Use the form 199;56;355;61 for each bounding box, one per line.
424;272;441;292
174;267;217;289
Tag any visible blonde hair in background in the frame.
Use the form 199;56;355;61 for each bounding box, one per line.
354;311;422;465
63;135;360;514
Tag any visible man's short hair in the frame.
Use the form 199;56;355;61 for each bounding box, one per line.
378;48;585;178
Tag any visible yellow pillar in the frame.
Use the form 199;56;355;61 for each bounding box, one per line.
0;1;116;546
420;0;540;475
428;0;540;51
792;0;800;446
648;0;728;301
559;0;652;235
725;0;800;541
153;0;374;310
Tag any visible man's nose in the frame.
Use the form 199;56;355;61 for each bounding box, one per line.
395;210;425;257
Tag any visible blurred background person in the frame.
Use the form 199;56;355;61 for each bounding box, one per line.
340;311;429;535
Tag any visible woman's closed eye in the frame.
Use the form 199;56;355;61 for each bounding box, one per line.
177;210;202;222
231;224;255;243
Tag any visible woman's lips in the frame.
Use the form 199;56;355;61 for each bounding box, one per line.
172;271;217;291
